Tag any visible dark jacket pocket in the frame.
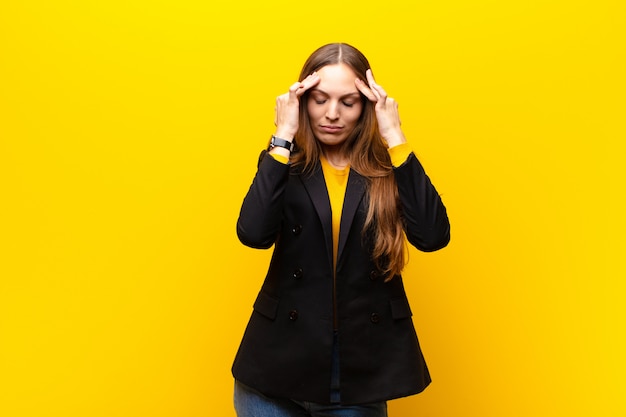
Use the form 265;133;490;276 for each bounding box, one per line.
253;291;279;320
390;296;413;320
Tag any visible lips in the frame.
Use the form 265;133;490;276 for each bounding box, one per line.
320;125;343;133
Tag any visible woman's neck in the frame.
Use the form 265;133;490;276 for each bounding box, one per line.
321;146;349;169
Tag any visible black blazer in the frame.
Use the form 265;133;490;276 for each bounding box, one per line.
232;151;450;405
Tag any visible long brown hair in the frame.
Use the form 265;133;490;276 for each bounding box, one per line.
291;43;406;281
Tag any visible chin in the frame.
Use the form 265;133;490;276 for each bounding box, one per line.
315;133;348;147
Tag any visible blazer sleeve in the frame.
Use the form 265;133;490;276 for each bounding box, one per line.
393;152;450;252
236;151;290;249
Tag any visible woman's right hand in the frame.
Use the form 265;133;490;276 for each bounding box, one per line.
274;72;320;140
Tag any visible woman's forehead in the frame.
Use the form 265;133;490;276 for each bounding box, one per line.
314;64;359;94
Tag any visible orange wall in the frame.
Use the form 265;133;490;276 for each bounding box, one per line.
1;1;624;416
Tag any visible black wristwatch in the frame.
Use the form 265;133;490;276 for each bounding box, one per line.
269;135;294;152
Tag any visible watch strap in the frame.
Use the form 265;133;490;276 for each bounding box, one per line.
270;135;294;152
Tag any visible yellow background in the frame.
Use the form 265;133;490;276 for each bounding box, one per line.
1;1;624;416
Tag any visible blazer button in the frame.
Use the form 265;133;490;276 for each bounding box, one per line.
292;224;303;235
289;310;299;321
370;313;380;324
293;268;303;279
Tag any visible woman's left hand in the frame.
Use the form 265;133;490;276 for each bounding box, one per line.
355;69;407;148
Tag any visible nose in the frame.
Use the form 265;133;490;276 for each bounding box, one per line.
325;101;339;120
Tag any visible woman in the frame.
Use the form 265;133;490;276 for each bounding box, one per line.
233;43;450;417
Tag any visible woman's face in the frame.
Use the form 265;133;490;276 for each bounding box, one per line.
306;63;363;148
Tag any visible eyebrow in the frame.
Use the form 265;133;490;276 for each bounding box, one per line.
310;88;361;99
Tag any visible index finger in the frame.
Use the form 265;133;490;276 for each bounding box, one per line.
295;72;320;97
366;69;388;100
355;78;377;102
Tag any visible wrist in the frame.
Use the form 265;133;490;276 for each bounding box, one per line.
274;129;295;142
383;131;407;148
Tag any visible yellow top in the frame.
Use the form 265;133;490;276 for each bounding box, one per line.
319;156;350;269
271;142;412;168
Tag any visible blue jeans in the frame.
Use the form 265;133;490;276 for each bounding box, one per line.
234;380;388;417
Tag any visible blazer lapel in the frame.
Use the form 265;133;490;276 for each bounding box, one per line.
337;170;367;263
300;165;334;270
